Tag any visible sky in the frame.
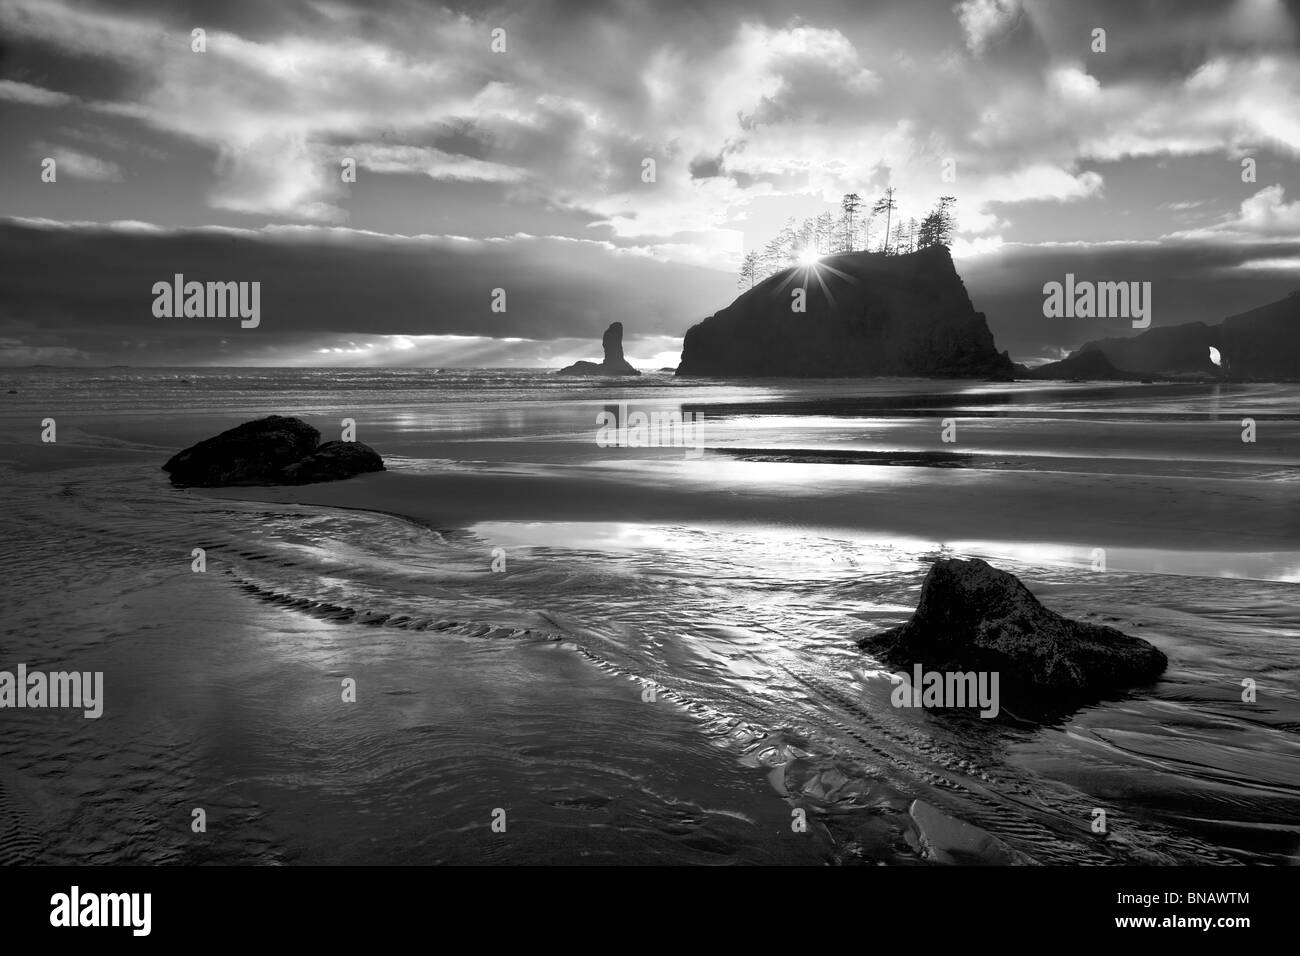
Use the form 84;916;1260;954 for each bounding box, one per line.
2;0;1299;367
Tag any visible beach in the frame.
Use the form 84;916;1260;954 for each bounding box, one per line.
1;368;1298;865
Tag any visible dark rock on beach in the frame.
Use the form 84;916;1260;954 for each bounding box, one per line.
558;321;641;376
162;415;385;486
280;440;385;484
162;415;320;486
856;557;1167;717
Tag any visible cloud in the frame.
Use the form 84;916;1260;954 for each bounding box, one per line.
955;0;1025;55
0;337;89;364
979;165;1104;204
2;0;1289;247
2;0;1299;319
1223;184;1300;236
950;234;1005;258
0;0;494;220
343;144;526;184
0;80;76;107
0;3;938;256
1167;185;1300;241
1231;256;1300;272
34;144;124;182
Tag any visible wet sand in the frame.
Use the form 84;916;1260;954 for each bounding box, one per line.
200;458;1300;557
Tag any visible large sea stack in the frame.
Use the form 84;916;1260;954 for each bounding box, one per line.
676;245;1014;378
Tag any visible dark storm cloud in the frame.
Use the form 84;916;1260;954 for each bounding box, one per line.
1034;0;1300;77
688;155;724;180
0;218;734;364
72;0;329;40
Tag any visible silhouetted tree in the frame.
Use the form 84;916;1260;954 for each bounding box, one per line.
749;189;941;265
777;217;799;266
797;217;817;257
872;187;897;255
815;212;835;254
759;237;784;277
935;196;957;246
917;196;957;250
891;220;907;256
831;212;849;253
917;212;940;249
841;193;863;251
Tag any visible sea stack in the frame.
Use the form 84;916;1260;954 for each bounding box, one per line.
856;557;1167;717
558;321;641;376
676;245;1014;378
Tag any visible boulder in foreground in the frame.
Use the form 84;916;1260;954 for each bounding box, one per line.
856;557;1167;717
162;415;320;486
163;416;385;486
